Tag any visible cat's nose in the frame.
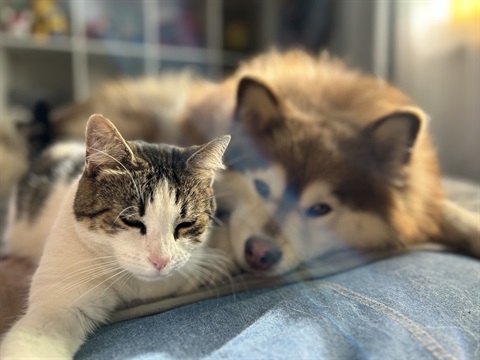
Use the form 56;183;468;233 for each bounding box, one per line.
148;255;170;271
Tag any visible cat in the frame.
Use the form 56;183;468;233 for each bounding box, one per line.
0;114;231;358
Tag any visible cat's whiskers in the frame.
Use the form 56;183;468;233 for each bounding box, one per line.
55;255;118;272
70;268;130;305
180;265;217;290
184;261;235;301
34;258;120;283
99;269;131;298
51;264;123;297
50;261;121;284
112;205;140;228
210;215;225;227
185;249;235;292
198;261;234;289
116;272;133;293
35;257;122;297
178;268;199;289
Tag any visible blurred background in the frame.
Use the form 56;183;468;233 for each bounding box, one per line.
0;0;479;182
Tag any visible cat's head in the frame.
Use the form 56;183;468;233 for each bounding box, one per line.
73;114;230;282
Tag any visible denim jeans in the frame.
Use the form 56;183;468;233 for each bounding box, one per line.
76;251;479;360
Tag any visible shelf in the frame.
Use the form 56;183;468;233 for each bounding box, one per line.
0;33;72;53
86;38;145;58
0;0;262;109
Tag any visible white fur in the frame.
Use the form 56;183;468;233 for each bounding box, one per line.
299;181;392;250
218;167;394;276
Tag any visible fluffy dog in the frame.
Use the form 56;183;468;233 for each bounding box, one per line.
183;50;480;275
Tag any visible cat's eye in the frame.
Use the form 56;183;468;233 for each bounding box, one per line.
121;217;147;235
305;203;332;218
254;179;270;198
174;220;196;240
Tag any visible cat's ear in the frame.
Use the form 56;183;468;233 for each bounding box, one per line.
84;114;136;174
365;106;425;178
235;77;283;132
186;135;231;181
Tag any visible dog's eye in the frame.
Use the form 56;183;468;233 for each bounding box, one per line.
121;217;147;235
174;220;196;240
254;179;270;198
305;203;332;217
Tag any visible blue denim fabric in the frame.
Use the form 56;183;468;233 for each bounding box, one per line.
76;251;480;360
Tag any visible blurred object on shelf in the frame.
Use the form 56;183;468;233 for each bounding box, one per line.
31;0;68;40
224;19;249;52
222;0;333;53
277;0;333;50
222;0;258;52
159;0;205;47
86;0;143;42
0;0;32;37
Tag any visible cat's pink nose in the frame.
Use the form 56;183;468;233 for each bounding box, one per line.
148;255;170;271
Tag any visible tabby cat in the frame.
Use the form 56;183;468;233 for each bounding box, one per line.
0;114;231;358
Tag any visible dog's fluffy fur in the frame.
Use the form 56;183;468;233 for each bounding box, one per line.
180;50;479;274
44;50;480;275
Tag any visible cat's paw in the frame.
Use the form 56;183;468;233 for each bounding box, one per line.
1;328;74;359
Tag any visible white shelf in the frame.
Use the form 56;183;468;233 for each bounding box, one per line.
0;33;229;62
0;33;72;53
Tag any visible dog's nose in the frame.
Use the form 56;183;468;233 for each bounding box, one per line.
245;236;282;271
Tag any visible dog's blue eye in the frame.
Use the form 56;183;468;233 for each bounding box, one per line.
254;179;270;198
306;203;332;217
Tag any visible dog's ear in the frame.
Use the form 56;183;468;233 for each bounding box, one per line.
235;77;283;132
365;107;426;179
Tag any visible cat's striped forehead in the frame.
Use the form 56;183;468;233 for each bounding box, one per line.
74;141;216;238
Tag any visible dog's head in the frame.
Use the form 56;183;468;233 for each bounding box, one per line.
216;71;434;276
